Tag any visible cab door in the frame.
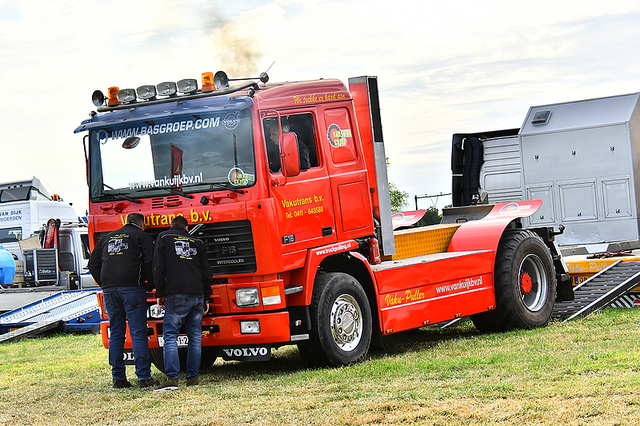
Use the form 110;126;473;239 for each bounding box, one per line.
262;111;337;252
321;106;374;242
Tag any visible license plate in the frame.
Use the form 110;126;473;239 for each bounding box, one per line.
575;275;590;285
158;335;189;348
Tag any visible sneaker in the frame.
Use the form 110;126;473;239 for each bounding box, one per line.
153;379;179;392
138;378;160;388
112;379;132;389
186;377;199;387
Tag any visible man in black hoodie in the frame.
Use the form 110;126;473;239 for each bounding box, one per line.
153;215;213;391
88;212;157;389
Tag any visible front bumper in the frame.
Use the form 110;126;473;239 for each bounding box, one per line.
99;310;292;349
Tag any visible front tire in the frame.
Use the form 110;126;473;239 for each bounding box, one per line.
471;230;556;332
298;272;372;367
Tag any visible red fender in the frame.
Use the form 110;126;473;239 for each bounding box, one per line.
347;250;383;332
286;240;381;330
448;200;543;254
288;240;360;306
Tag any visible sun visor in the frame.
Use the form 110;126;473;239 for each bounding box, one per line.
74;96;254;134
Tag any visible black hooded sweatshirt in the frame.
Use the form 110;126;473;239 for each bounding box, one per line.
153;227;213;298
88;223;155;290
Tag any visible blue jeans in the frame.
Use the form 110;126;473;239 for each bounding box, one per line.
102;286;151;381
163;294;204;380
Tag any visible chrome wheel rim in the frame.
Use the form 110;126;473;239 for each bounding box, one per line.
330;294;363;351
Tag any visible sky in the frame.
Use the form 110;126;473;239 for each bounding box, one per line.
1;0;640;215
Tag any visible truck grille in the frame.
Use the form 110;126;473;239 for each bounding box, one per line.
195;220;257;275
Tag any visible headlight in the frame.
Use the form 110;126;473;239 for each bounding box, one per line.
235;287;259;307
149;304;165;319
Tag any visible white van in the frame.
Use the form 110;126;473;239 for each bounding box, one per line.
0;177;79;261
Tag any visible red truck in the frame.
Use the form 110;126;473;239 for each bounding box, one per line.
76;71;572;369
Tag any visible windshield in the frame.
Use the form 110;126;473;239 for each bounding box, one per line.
89;109;255;200
0;227;21;243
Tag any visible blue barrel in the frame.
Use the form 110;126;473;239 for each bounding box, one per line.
0;246;16;285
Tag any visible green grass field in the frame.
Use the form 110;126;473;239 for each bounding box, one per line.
1;308;639;425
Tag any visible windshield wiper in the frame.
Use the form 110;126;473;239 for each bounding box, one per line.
101;183;142;204
104;193;142;204
168;188;195;199
134;181;245;196
183;182;245;194
135;186;195;199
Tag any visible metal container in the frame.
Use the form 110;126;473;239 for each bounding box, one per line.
457;93;640;250
519;93;640;249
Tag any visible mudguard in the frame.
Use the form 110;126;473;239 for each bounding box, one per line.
290;240;361;306
448;200;543;254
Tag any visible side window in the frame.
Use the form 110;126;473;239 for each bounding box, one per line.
324;107;357;164
263;113;319;174
59;234;72;252
80;233;91;259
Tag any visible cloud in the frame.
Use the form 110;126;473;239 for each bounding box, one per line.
1;0;640;215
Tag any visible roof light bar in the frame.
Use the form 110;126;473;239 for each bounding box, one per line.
136;85;157;101
177;78;198;94
92;69;266;111
157;81;177;97
117;88;136;104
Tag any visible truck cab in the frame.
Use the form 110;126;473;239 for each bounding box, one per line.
0;177;79;262
79;71;564;369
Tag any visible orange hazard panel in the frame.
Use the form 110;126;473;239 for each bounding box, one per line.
382;223;462;261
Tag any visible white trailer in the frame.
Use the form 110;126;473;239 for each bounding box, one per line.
449;92;640;314
452;92;640;253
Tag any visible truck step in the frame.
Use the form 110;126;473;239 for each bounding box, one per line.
552;260;640;321
0;319;61;344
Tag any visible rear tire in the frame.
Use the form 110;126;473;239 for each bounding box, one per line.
471;230;556;332
149;347;218;373
298;272;372;367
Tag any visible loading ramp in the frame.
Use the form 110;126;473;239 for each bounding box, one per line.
552;260;640;321
0;289;100;341
0;319;61;344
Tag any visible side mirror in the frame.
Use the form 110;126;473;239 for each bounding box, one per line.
281;132;300;177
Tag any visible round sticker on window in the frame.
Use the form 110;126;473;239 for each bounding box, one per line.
228;167;255;186
327;123;351;148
